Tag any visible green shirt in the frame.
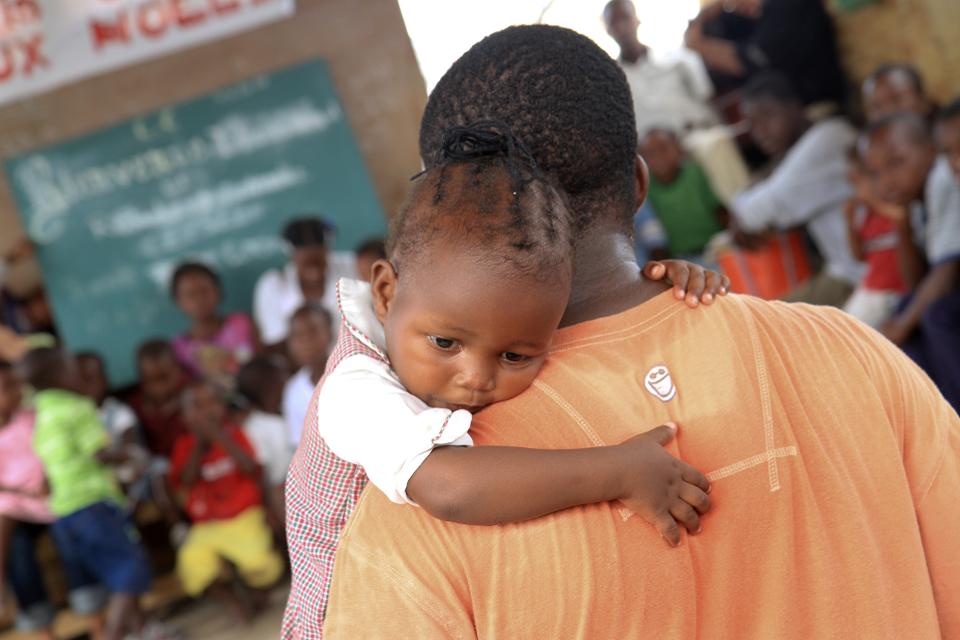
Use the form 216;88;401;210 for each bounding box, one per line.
647;161;724;256
32;389;124;517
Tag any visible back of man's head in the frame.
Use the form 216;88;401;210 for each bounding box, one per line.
419;25;638;233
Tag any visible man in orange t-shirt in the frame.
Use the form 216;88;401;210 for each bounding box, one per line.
309;26;960;639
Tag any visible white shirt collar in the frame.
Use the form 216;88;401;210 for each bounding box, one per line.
336;278;389;362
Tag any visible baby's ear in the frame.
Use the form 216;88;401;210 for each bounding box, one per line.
369;260;398;322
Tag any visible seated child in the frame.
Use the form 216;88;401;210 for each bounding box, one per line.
170;262;258;383
353;238;387;284
639;128;728;264
130;340;189;459
18;347;178;640
237;356;294;528
842;149;909;328
290;124;728;626
76;351;182;523
859;111;960;411
282;305;332;447
1;360;106;639
169;381;284;620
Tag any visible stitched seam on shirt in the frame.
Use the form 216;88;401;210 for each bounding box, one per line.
737;296;781;492
706;446;798;482
551;303;686;354
532;380;605;447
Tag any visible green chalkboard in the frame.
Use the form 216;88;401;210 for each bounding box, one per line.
5;59;386;386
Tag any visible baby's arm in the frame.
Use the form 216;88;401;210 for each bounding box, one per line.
407;424;709;546
318;359;710;546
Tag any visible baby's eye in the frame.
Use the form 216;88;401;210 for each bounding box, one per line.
501;352;531;364
428;336;458;351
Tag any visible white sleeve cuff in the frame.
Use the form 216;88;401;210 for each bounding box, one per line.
392;410;474;506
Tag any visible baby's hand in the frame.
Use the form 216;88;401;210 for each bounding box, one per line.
643;260;730;308
615;423;711;547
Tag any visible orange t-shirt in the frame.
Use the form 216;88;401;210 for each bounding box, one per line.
323;292;960;639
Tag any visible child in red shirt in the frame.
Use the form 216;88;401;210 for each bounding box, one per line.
843;149;911;328
169;381;283;621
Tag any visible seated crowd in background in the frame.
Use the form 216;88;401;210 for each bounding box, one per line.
617;0;959;413
0;225;384;635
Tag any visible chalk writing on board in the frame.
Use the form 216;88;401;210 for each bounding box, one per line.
16;99;341;244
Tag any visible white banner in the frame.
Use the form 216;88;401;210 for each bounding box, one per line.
0;0;295;106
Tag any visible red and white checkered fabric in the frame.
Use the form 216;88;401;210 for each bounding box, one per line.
281;320;384;639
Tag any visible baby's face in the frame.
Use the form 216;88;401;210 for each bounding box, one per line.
373;249;568;413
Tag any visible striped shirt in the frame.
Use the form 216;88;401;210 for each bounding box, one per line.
33;389;124;517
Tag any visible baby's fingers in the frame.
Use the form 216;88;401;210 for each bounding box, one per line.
682;267;706;307
669;501;702;535
679;483;711;516
680;463;711;494
700;271;731;305
651;512;682;547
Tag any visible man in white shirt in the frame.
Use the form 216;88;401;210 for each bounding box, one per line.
253;217;358;348
731;73;864;307
604;0;748;206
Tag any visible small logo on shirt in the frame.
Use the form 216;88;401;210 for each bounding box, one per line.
644;365;677;402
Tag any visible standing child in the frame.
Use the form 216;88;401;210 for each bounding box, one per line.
283;124;728;636
842;149;910;328
170;262;258;383
169;381;284;621
639;128;727;264
18;348;179;640
282;305;332;447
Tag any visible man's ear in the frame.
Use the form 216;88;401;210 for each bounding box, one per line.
634;154;650;209
369;260;398;324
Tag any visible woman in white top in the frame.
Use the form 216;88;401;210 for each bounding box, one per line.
252;217;358;348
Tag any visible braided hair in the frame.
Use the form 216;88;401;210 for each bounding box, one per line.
389;121;574;285
419;25;638;233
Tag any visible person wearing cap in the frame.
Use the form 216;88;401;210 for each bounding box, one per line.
252;217;358;349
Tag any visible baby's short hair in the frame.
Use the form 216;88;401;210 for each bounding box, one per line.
390;122;574;285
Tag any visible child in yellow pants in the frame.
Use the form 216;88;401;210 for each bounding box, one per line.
169;382;283;614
